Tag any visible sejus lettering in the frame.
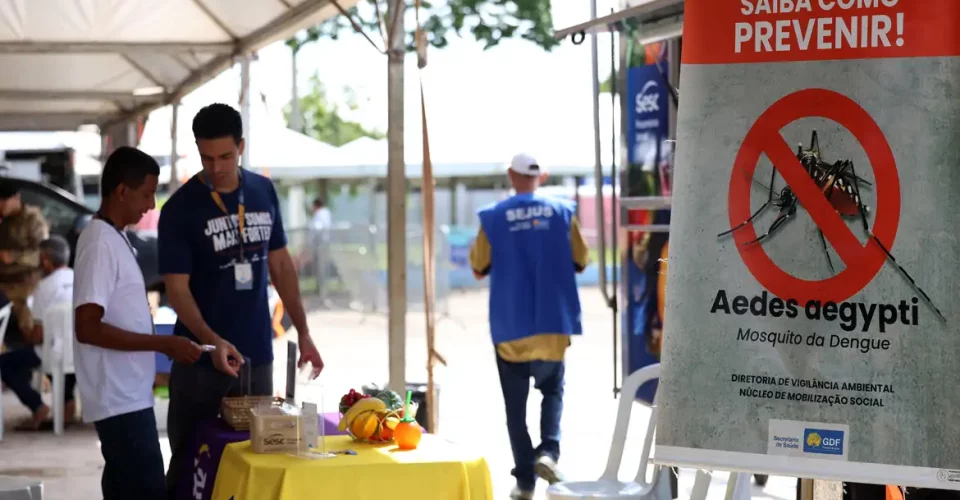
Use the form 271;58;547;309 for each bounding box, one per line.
505;205;554;222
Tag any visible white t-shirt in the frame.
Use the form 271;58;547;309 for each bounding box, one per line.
31;267;74;358
311;207;332;230
72;219;156;423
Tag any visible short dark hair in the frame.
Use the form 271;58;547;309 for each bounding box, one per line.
39;235;70;267
313;197;325;208
0;179;19;199
192;103;243;144
100;146;160;199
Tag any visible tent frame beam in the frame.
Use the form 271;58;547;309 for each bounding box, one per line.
0;41;235;54
6;0;343;131
553;0;682;39
120;54;166;88
0;89;165;101
104;0;335;129
0;112;100;131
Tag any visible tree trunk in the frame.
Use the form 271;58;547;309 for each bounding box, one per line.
386;0;407;395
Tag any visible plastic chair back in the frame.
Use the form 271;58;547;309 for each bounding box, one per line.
601;364;661;485
0;475;43;499
0;302;12;441
0;302;12;348
41;301;74;374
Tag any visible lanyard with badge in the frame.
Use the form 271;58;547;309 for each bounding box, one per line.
93;212;157;336
200;168;253;291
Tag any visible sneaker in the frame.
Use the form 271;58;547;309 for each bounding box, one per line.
534;455;566;485
509;486;534;500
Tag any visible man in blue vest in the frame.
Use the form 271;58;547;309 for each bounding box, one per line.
470;153;589;500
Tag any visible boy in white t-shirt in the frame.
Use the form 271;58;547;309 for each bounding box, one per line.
73;147;203;500
0;235;75;431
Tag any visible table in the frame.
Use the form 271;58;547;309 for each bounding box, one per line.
211;434;493;500
177;415;346;500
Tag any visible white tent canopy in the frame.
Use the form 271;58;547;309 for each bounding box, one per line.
0;0;355;131
256;94;622;180
140;95;346;183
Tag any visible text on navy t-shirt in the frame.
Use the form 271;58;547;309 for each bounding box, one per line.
158;169;287;366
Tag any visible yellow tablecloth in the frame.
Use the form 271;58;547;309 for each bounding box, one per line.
211;434;493;500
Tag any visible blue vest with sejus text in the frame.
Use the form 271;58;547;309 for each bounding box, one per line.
477;192;582;345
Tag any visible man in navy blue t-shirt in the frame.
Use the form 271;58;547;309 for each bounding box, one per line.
158;103;324;497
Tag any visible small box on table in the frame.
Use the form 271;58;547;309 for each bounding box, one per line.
250;403;302;454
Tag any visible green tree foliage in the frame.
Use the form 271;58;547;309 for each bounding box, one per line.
287;0;559;53
285;73;386;147
286;27;321;55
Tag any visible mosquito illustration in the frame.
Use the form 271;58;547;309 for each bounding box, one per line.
718;130;945;322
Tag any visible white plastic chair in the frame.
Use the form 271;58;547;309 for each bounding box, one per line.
0;302;14;442
546;363;674;499
0;475;43;500
40;301;74;436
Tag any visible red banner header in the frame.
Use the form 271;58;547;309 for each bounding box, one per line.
682;0;960;64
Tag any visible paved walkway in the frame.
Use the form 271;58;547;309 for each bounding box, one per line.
0;286;797;499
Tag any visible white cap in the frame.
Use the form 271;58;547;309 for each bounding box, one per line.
506;153;544;176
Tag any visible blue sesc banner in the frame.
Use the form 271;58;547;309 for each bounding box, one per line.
623;62;671;405
625;63;670;172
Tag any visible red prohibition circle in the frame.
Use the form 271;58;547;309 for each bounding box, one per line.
728;88;901;304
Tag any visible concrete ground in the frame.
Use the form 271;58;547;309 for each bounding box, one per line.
0;286;798;499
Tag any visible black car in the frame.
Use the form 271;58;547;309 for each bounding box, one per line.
6;176;162;293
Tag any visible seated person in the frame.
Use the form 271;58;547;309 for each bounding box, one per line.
0;235;76;430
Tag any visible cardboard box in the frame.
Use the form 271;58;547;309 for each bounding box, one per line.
250;404;302;454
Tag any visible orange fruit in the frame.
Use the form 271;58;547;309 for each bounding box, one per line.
350;411;379;440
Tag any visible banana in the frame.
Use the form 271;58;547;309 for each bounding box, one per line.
384;417;400;430
338;397;387;431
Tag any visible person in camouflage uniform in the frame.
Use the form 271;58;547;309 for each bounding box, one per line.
0;180;50;342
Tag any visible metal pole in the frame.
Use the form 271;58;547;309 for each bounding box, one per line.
609;23;620;397
590;0;610;307
126;121;137;148
386;0;407;395
170;100;180;190
368;178;379;313
240;54;252;170
800;479;815;500
289;48;303;133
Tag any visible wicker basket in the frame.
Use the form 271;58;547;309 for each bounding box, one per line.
221;396;286;431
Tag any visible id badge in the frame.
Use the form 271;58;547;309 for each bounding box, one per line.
234;262;253;291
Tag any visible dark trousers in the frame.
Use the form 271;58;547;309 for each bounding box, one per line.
94;408;166;500
165;361;273;499
0;347;75;413
496;354;565;491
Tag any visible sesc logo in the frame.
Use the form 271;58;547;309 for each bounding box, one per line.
635;81;660;114
803;429;844;455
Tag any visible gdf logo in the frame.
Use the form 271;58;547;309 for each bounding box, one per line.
635;81;660;114
822;436;841;447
